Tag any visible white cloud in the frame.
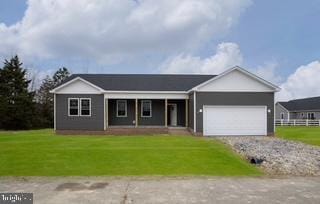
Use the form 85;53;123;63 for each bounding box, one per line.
277;61;320;101
254;61;282;84
0;0;252;63
160;42;243;74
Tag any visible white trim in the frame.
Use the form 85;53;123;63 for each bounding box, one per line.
50;77;104;93
193;91;196;133
54;94;56;131
80;98;91;116
195;89;276;93
54;92;101;95
104;91;187;94
280;112;285;120
116;100;127;117
141;100;152;118
188;66;281;92
68;98;80;116
104;93;188;99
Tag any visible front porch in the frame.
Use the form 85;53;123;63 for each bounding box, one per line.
105;99;189;129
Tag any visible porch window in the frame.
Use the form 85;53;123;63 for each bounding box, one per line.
280;113;284;119
307;113;315;120
80;98;91;116
141;100;152;117
117;100;127;117
68;98;79;116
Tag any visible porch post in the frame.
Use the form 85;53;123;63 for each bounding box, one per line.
135;99;138;127
165;99;168;127
185;99;188;127
105;98;108;129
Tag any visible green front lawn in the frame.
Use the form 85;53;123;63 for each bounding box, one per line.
276;126;320;146
0;130;261;176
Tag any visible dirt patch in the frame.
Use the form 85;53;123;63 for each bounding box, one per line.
55;182;109;191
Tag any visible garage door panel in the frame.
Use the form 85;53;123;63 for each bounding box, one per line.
203;106;267;136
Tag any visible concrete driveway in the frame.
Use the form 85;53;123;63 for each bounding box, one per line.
0;177;319;204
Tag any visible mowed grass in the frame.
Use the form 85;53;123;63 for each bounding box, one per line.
276;126;320;146
0;129;261;176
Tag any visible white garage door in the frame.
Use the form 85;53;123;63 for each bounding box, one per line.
203;106;267;136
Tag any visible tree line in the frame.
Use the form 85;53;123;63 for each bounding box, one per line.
0;55;70;130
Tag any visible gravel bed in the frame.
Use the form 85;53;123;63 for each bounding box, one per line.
215;136;320;176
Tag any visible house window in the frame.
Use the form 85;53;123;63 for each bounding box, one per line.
141;100;152;117
307;113;315;120
80;98;91;116
280;113;284;119
117;100;127;117
68;98;79;116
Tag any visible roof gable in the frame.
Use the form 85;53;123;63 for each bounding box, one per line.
192;66;280;92
50;77;103;94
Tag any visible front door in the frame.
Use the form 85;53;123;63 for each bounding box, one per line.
168;104;177;126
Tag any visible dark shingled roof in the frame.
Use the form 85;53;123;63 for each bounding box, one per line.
278;96;320;111
60;74;216;91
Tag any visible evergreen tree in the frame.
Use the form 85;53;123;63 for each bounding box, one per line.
53;67;70;85
35;67;70;128
35;76;55;127
0;56;35;130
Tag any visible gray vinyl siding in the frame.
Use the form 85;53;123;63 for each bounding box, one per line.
56;94;104;130
188;92;194;129
168;99;186;126
108;99;135;126
275;103;289;120
195;92;275;134
138;99;165;126
292;111;320;119
276;105;320;119
290;112;298;119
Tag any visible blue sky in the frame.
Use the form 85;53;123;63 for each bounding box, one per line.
224;0;320;77
0;0;319;100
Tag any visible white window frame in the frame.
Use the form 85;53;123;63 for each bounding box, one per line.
116;100;127;117
280;112;284;120
68;98;80;116
141;100;152;118
80;98;91;116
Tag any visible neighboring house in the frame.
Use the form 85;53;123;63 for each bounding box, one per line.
50;66;280;136
276;97;320;120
